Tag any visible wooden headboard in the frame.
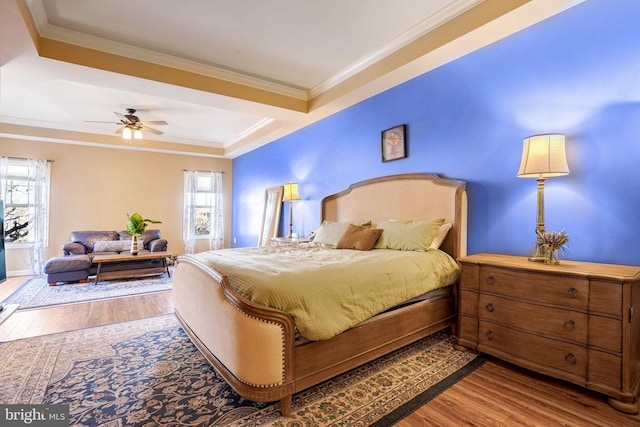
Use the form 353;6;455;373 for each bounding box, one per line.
321;173;467;259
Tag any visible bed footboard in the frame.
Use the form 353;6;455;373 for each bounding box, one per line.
172;255;296;414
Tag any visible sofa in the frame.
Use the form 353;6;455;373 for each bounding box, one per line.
45;229;169;284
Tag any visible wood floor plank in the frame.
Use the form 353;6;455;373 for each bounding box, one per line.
397;359;640;426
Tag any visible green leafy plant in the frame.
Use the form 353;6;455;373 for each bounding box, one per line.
126;213;162;236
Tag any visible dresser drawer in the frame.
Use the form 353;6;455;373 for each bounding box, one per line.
589;349;622;389
589;280;622;318
479;321;587;378
478;294;588;344
479;267;588;310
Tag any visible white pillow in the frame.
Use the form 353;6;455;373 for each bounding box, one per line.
430;223;452;249
93;240;132;252
312;221;350;246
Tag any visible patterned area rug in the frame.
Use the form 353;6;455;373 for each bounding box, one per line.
1;274;172;310
0;315;485;426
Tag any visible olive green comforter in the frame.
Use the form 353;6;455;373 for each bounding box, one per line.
195;243;459;341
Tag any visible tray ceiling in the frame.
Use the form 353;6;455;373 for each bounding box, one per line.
0;0;584;158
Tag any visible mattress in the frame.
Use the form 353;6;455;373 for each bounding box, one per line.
194;243;460;341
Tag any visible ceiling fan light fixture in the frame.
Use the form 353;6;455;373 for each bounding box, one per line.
133;129;143;139
122;127;132;139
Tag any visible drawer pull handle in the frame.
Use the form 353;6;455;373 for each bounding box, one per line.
486;276;495;285
485;303;494;312
564;320;575;331
486;330;494;340
565;287;578;299
564;353;577;365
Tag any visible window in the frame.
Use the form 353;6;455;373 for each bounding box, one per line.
1;158;50;244
0;157;50;275
183;170;223;253
194;174;217;236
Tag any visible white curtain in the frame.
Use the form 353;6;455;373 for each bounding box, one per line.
28;159;50;275
183;170;198;254
0;157;7;203
209;172;224;250
183;170;224;253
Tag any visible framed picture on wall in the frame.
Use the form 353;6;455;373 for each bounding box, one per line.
381;124;407;162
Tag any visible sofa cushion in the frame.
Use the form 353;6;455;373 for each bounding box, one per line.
62;242;87;255
44;255;91;273
69;231;120;253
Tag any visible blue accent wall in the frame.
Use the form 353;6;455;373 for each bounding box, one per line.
233;0;640;266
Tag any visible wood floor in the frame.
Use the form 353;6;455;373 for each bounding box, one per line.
0;275;173;341
1;276;639;426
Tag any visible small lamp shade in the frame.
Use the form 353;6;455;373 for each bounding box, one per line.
133;129;143;139
517;134;569;178
122;127;132;139
282;182;300;202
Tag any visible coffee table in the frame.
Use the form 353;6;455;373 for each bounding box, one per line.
92;251;172;283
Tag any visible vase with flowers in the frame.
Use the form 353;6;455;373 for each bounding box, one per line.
538;230;569;265
127;213;162;255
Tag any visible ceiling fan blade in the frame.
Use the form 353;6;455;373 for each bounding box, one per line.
139;120;168;126
114;112;132;125
115;126;125;134
141;126;164;135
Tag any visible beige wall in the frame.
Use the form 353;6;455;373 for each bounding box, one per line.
1;137;232;275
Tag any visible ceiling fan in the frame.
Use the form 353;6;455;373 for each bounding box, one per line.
86;108;168;139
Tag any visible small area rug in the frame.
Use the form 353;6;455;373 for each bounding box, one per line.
0;315;485;426
1;274;172;310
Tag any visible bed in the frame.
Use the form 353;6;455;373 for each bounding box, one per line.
172;173;468;416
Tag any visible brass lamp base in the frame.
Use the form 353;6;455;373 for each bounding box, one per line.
528;241;546;262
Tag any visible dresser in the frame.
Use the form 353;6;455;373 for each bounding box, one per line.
456;253;640;414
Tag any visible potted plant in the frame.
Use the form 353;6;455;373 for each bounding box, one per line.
538;229;569;265
127;213;162;255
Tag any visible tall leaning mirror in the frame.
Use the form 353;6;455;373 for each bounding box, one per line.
258;186;284;246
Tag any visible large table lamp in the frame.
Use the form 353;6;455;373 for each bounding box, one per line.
282;182;300;238
517;134;570;262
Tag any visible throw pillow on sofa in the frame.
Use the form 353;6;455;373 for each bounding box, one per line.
93;240;133;253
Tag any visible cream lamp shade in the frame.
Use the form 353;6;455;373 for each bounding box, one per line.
122;126;132;140
517;133;569;262
282;182;300;238
517;134;569;178
282;182;300;202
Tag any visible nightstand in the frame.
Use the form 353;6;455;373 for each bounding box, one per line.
456;253;640;414
270;237;311;245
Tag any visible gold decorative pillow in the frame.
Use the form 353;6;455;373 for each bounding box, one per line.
336;224;383;251
374;218;445;251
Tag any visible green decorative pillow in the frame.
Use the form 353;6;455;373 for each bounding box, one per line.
313;220;372;246
374;218;445;251
336;224;383;251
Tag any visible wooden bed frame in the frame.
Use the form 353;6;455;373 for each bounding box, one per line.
172;173;467;416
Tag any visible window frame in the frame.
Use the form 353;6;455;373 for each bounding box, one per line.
2;158;51;247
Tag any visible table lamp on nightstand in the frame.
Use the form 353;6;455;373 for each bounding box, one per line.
517;134;570;262
282;182;300;238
